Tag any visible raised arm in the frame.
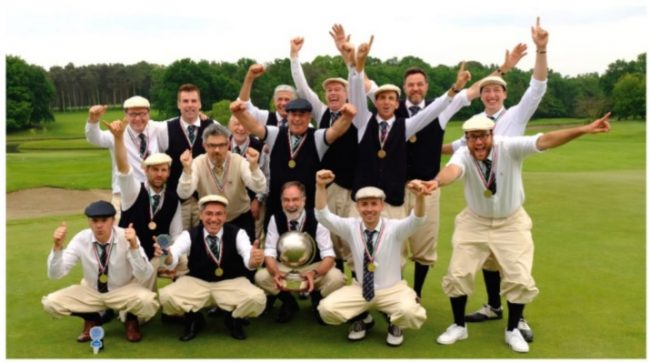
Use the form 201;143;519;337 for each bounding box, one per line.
230;100;267;140
406;180;431;218
466;43;528;101
315;169;335;210
531;16;549;82
536;113;610;151
330;24;353;67
423;164;463;192
85;105;113;147
290;37;327;120
103;119;129;174
238;64;266;102
324;103;356;144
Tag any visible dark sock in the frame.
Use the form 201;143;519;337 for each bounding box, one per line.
126;312;138;321
450;295;468;327
413;262;429;298
335;259;344;274
506;301;525;331
482;269;502;309
71;312;102;322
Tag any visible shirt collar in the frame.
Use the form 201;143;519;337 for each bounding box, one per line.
180;117;201;128
405;100;425;109
203;228;224;240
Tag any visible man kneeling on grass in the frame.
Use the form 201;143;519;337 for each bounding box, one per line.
42;201;159;344
314;169;429;347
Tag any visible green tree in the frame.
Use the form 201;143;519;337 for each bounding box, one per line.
6;55;55;131
612;73;645;119
209;99;233;124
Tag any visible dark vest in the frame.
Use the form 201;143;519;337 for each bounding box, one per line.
353;117;407;206
396;100;445;180
165;117;213;193
119;184;178;259
267;127;320;217
187;223;250;282
267;112;279;126
318;109;358;190
273;209;322;263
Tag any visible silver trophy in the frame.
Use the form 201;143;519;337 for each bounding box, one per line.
277;231;316;291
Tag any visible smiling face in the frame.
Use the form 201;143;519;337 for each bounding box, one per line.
228;115;249;144
374;91;400;120
356;198;384;228
125;107;150;133
465;130;494;161
403;72;428;105
200;202;227;235
325;82;347;111
480;84;507;115
274;91;294;118
177;90;202;123
287;110;311;136
145;163;170;192
203;134;229;165
281;184;305;220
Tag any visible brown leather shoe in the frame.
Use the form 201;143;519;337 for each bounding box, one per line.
77;320;98;342
125;319;142;342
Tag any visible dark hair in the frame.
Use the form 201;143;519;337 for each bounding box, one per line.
403;67;429;83
177;83;201;99
281;181;306;198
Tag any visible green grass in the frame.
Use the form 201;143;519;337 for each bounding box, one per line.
4;116;646;358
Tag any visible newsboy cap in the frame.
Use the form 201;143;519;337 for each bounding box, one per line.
462;115;496;132
355;186;386;201
322;77;348;90
374;84;401;99
123;96;150;109
285;98;313;113
84;200;116;218
479;76;507;91
199;194;229;208
143;153;172;166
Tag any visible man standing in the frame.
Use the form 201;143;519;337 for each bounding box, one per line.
158;83;216;229
432;113;610;353
85;96;162;223
177;123;266;240
314;170;429;347
238;64;297;127
42;201;158;344
158;195;266;341
255;181;346;324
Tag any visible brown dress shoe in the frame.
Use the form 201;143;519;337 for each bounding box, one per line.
77;320;99;342
125;319;142;342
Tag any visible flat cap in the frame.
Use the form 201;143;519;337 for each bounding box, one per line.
285;98;313;113
143;153;172;166
199;194;229;208
355;186;386;201
123;95;150;109
462;115;495;132
322;77;348;90
374;84;401;99
84;200;116;218
479;76;507;90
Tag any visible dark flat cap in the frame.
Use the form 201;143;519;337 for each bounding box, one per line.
84;200;116;218
285;98;312;113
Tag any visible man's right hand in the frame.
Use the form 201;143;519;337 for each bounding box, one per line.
102;119;126;138
52;221;67;250
247;64;265;80
180;149;193;172
290;37;304;58
88;105;108;123
316;169;335;186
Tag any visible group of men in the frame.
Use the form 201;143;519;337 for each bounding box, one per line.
42;18;612;354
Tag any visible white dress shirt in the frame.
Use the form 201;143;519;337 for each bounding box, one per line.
264;210;335;259
448;134;543;218
166;228;255;271
315;207;425;290
263;126;330;161
47;227;153;290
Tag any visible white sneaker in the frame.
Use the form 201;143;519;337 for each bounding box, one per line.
347;314;374;341
386;324;404;347
505;328;530;353
517;318;534;343
436;324;468;345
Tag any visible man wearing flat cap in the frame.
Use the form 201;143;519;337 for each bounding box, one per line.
86;95;165;223
230;93;357;226
42;200;159;344
430;112;611;353
157;194;266;341
441;17;550;341
314;170;430;347
103;119;184;289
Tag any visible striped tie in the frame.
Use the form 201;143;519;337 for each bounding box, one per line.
362;230;376;301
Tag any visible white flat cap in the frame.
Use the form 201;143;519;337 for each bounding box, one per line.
374;84;401;99
355;186;386;201
143;153;172;166
123;95;150;109
462;115;495;132
479;76;507;90
199;194;229;208
322;77;348;90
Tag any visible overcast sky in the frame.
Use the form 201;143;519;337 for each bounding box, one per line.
3;0;648;77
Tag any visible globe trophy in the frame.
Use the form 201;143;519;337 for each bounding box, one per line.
276;231;317;291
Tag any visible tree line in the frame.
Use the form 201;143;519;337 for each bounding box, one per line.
5;53;646;132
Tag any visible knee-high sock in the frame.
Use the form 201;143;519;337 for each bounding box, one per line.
506;301;525;331
450;295;468;327
482;269;502;309
414;262;429;298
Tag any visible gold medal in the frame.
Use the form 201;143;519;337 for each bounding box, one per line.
99;274;108;283
377;149;386;159
483;189;493;198
148;221;157;230
409;135;417;143
367;262;376;272
288;160;296;168
215;267;224;277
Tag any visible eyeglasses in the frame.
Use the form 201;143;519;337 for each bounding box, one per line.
127;111;149;118
205;142;229;149
466;133;491;142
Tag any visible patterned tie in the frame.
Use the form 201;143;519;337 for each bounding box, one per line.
379;121;388;143
290;135;301;151
233;145;241;155
488;115;497;121
281;118;288;127
362;230;376;301
138;133;147;158
187;125;197;144
329;111;340;127
151;194;161;214
289;220;299;231
408;106;421;116
207;235;220;258
96;243;109;293
483;159;497;194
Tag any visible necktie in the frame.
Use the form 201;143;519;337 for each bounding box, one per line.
329;111;340;126
291;135;301;151
362;230;376;301
289;220;299;231
408;106;421;116
379;121;388;143
281;118;288;127
488;115;497;121
151;194;161;214
207;235;220;258
483;159;497;194
138;133;147;158
187;125;197;144
233;145;241;155
96;243;109;293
